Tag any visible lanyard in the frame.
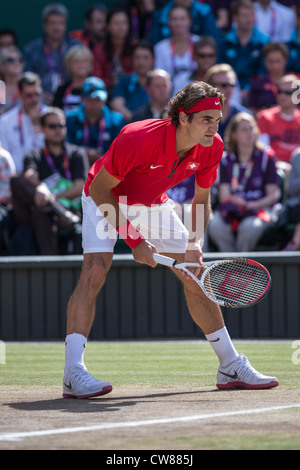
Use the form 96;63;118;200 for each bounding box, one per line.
231;161;254;193
43;147;72;181
83;117;105;149
18;109;24;146
44;41;66;76
270;7;277;38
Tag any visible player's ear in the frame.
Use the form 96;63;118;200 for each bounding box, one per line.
179;111;187;124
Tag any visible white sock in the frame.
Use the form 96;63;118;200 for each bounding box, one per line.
205;326;239;367
65;333;87;373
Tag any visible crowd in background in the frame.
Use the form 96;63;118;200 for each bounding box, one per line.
1;0;300;256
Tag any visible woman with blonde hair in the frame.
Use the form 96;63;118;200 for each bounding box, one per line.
208;112;281;252
53;45;93;113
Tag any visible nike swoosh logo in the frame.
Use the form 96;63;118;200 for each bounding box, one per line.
219;370;238;379
209;338;220;342
215;101;220;105
150;164;164;169
64;382;72;390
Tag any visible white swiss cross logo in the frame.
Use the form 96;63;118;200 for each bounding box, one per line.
187;162;199;170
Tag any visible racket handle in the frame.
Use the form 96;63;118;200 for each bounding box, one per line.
153;254;177;267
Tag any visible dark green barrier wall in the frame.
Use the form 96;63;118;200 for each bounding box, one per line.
0;0;119;50
0;252;299;340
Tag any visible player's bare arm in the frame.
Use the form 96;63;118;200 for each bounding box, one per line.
89;167;157;267
184;183;211;278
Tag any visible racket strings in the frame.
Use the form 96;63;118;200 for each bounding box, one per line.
203;262;270;306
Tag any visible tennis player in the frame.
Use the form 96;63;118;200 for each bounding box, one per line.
63;81;278;398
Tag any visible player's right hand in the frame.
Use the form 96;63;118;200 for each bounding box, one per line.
132;240;158;268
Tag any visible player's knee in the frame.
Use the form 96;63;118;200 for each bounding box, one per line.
81;255;111;293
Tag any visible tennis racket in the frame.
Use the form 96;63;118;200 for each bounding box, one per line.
153;254;271;308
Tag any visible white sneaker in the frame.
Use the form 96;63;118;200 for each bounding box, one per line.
217;354;278;390
63;364;112;398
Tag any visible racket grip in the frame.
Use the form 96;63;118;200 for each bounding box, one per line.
153;254;177;267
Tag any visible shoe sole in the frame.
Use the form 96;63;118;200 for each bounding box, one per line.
63;385;113;399
216;380;279;390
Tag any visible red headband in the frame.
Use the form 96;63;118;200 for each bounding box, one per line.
178;97;222;114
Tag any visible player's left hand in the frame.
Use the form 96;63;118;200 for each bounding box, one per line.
183;246;203;279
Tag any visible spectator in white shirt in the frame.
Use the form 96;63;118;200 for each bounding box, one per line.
254;0;296;42
0;72;46;173
154;5;199;94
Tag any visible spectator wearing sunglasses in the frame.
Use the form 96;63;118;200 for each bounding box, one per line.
0;72;47;174
204;63;252;140
188;37;217;83
257;74;300;176
0;46;24;115
10;107;88;255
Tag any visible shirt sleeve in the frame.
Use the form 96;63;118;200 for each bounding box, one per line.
23;149;40;173
195;139;224;188
264;153;279;185
195;161;220;188
69;147;89;181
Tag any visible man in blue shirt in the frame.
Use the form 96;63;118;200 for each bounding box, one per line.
66;77;125;166
218;0;269;101
24;4;80;104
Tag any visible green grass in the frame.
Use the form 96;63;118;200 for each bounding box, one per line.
0;341;299;450
0;340;298;388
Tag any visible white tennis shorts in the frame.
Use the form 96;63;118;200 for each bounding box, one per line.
81;192;189;254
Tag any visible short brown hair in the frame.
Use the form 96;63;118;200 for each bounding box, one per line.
204;63;237;87
168;81;224;125
262;41;289;60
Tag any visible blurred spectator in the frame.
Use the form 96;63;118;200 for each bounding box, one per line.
10;107;87;256
282;147;300;250
254;0;296;42
118;0;156;41
0;72;46;174
0;30;18;53
188;36;217;83
66;77;125;165
0;46;24;115
24;3;80;105
70;3;108;50
53;45;94;114
204;63;251;140
151;0;220;45
131;68;172;121
212;0;235;31
92;8;135;90
257;74;300;173
248;42;289;114
0;145;16;254
110;40;154;122
208;112;280;252
154;5;200;93
286;5;300;74
218;0;269;101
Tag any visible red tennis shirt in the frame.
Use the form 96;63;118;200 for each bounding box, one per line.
84;118;224;206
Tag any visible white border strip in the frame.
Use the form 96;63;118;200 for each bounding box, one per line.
1;404;300;442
